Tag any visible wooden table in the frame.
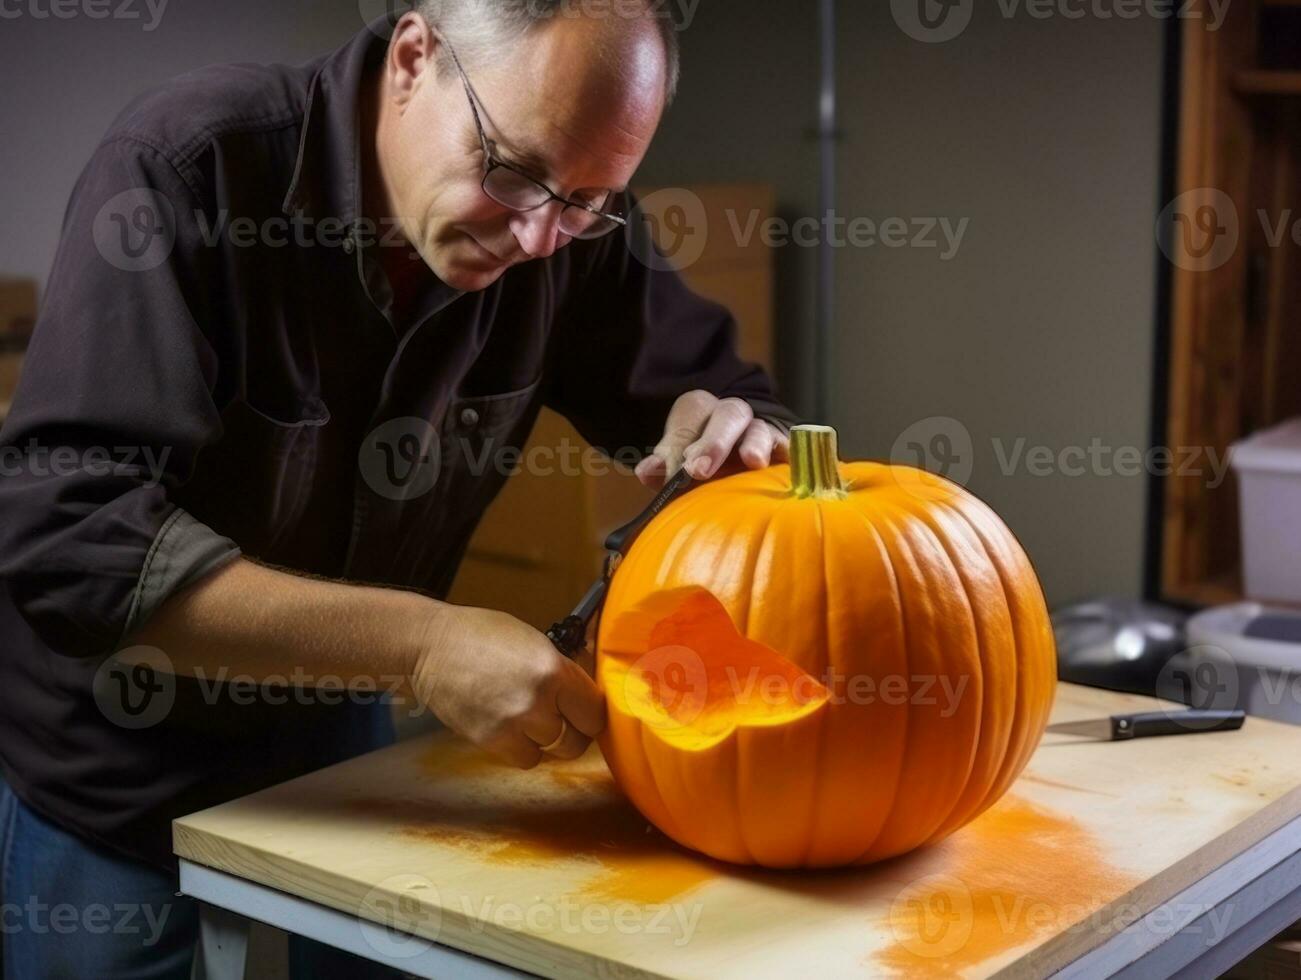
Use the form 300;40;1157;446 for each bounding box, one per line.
174;683;1301;979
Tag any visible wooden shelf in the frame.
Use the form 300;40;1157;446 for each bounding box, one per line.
1160;0;1301;610
1165;568;1244;609
1234;70;1301;96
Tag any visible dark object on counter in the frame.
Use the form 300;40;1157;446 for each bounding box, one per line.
1053;598;1188;697
1244;613;1301;644
1047;708;1245;741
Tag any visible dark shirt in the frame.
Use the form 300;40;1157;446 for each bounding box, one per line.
0;24;798;870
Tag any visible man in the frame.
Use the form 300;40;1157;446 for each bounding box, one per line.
0;1;798;975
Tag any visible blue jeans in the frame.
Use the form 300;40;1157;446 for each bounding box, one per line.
0;779;406;979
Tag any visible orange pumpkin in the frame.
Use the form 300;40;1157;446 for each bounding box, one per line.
596;424;1056;868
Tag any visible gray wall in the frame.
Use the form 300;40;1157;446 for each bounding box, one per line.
1;1;1167;607
640;2;1167;606
0;0;365;284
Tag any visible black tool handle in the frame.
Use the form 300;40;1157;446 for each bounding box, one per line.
1115;709;1246;739
546;467;696;660
545;578;608;659
604;467;695;553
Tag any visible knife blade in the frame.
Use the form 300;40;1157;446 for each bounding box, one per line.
1046;709;1245;741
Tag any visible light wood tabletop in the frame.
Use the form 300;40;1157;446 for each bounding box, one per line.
174;682;1301;978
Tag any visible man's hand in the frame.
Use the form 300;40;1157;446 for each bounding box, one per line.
412;605;606;768
129;558;604;772
634;391;790;487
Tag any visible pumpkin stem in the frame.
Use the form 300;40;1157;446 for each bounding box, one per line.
789;424;847;499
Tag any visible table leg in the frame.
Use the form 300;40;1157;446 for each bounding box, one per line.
191;902;251;980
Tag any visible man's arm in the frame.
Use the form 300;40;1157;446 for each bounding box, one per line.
128;558;604;768
0;136;237;658
0;136;600;769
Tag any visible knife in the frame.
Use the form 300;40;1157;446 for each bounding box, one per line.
545;465;697;659
1046;709;1245;741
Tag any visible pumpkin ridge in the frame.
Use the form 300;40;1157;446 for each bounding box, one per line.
950;495;1052;810
836;502;912;864
933;496;1020;832
936;497;1025;827
640;496;706;584
658;496;740;593
888;492;1003;839
634;706;691;844
862;501;979;857
870;505;932;856
796;497;832;866
727;731;757;864
737;504;779;639
968;496;1045;796
845;500;912;862
894;495;985;839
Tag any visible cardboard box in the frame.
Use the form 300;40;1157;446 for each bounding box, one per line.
0;277;38;344
0;352;24;418
0;352;22;387
0;278;36;420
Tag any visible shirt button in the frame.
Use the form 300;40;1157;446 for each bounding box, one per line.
460;407;480;428
342;237;356;255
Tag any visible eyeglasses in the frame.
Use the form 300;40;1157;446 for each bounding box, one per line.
437;32;628;241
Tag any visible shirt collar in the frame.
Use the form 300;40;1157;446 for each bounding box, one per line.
281;20;388;226
282;20;464;329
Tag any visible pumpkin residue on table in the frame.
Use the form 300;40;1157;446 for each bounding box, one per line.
874;795;1139;977
350;742;716;905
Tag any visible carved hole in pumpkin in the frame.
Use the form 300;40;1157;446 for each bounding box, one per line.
601;586;830;749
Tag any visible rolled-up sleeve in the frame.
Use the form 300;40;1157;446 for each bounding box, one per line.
0;136;239;659
545;192;803;457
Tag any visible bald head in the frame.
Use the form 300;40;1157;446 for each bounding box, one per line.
370;3;673;293
417;0;680;105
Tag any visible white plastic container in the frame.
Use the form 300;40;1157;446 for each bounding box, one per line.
1183;603;1301;724
1230;417;1301;605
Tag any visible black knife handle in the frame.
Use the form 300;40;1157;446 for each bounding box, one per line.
547;468;696;662
1115;709;1246;739
545;578;609;659
604;467;695;554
